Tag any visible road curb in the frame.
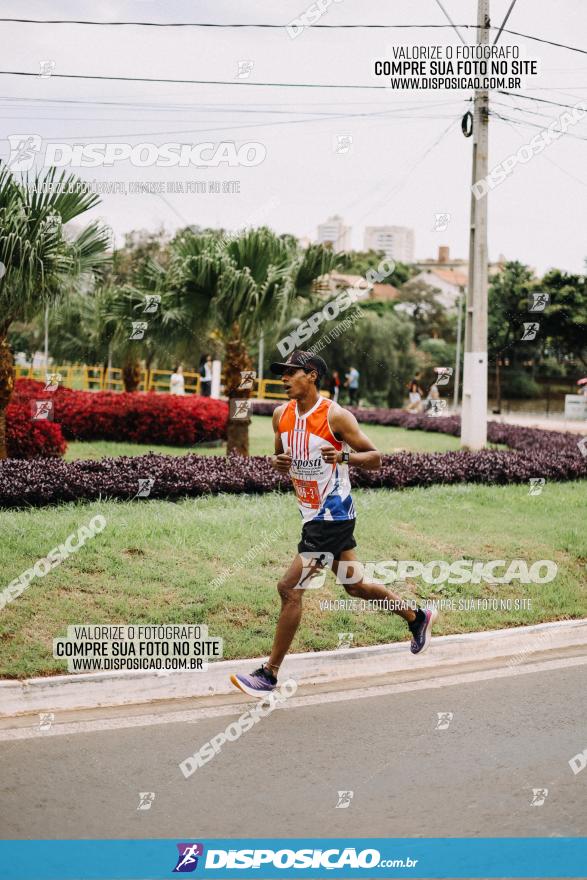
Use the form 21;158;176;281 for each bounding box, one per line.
1;619;586;718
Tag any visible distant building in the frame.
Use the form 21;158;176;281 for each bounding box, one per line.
409;267;468;310
363;226;414;263
315;271;399;304
415;246;508;278
411;246;509;309
317;215;351;251
415;245;467;273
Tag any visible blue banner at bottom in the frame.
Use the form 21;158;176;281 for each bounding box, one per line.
0;838;585;879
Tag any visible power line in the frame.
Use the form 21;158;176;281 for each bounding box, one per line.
433;0;467;45
0;70;389;89
490;100;559;121
350;114;462;222
492;0;518;45
522;86;587;90
0;95;472;124
0;94;468;114
493;112;587;189
0;17;585;56
497;89;586;110
5;68;586;93
0;107;459;145
498;27;587;56
0;18;479;28
489;109;587;140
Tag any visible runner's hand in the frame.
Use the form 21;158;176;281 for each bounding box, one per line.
320;445;339;464
273;453;292;473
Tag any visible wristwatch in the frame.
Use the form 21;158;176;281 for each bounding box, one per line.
341;451;350;465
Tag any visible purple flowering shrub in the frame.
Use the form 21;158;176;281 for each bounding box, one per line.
0;405;585;508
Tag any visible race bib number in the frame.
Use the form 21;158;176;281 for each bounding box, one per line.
292;478;320;508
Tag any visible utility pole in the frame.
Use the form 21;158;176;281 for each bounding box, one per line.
453;289;464;410
258;332;264;381
461;0;490;449
44;304;49;368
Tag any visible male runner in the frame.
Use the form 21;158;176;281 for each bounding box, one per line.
231;351;437;697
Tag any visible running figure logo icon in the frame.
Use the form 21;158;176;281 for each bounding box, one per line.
235;60;254;79
136;792;155;811
230;399;252;420
294;551;333;590
31;400;54;420
173;843;204;872
528;292;549;312
129;321;148;340
143;294;161;314
337;632;353;649
335;791;354;809
39;712;54;731
44;373;62;392
428;399;447;417
39;60;56;78
530;788;548;806
432;212;450;231
435;712;454;730
7;134;42;171
434;366;453;386
334;134;353;155
237;370;256;390
135;478;155;499
521;322;539;341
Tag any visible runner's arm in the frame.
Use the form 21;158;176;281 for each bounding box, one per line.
271;405;292;473
326;406;381;471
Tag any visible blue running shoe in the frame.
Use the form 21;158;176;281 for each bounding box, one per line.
231;665;277;698
408;608;438;654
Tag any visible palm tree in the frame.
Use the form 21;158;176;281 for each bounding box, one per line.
48;284;118;367
103;229;171;390
0;164;111;457
156;227;343;454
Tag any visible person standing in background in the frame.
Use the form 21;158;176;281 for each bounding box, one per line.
424;382;440;413
345;365;360;407
200;354;212;397
328;369;341;402
406;373;424;412
170;364;185;395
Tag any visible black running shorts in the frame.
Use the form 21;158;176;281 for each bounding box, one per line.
298;518;357;561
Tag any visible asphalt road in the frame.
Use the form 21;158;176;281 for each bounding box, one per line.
1;664;586;840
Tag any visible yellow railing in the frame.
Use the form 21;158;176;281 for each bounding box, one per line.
14;365;292;399
147;369;201;394
253;378;288;400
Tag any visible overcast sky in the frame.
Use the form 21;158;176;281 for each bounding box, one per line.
1;0;586;274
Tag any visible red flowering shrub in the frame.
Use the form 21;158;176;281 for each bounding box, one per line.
6;402;67;459
0;440;585;509
11;379;228;447
2;379;585;505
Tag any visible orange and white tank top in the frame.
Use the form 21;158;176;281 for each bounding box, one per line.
278;397;355;523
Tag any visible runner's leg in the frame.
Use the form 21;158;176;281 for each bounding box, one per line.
332;549;417;624
267;553;322;673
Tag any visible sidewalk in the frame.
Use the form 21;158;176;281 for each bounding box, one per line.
1;619;586;721
489;412;587;434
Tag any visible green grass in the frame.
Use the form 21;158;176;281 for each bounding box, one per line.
64;416;466;461
1;480;584;678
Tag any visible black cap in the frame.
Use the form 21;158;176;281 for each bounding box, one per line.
270;350;328;380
